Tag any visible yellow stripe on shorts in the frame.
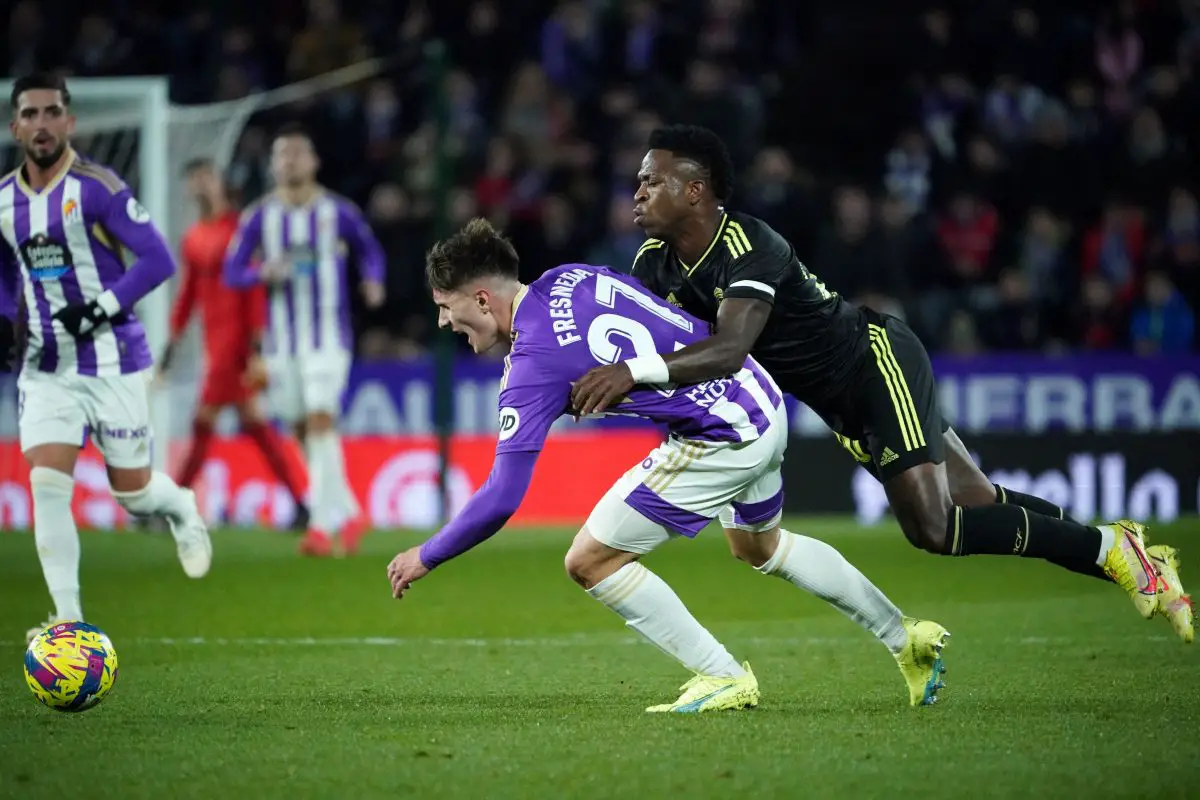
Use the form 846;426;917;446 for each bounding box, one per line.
868;324;925;452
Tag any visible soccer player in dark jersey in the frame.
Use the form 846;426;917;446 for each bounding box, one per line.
571;125;1192;644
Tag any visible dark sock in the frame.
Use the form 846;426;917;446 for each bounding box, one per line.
945;504;1103;566
177;418;215;488
994;484;1112;581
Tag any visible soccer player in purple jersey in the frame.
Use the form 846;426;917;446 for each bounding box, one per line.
223;123;386;557
0;74;212;642
386;219;950;712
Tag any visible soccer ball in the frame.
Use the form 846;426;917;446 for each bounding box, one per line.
24;621;119;712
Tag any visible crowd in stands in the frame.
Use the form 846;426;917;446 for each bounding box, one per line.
3;0;1197;356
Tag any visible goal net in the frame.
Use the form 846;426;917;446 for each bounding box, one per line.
0;61;387;471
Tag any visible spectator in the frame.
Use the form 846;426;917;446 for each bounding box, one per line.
1080;197;1146;305
1130;270;1196;354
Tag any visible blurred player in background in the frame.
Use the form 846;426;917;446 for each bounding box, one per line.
0;73;211;641
387;219;951;712
158;158;310;530
224;123;385;557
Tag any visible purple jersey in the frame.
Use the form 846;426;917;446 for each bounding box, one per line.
496;265;783;455
223;190;385;357
0;151;173;376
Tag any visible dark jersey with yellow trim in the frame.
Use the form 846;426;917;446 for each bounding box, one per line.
630;211;869;416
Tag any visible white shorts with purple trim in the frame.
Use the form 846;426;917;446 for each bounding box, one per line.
585;401;788;554
17;368;154;469
266;348;351;423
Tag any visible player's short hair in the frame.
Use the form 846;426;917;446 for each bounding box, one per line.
273;121;313;145
182;157;215;176
648;124;734;202
10;72;70;109
425;217;520;293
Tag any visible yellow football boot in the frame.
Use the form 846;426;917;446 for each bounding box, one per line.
645;662;759;713
894;617;950;707
1101;520;1161;619
1147;545;1194;644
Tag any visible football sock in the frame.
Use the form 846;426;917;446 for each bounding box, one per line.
244;420;307;504
757;529;908;654
304;431;341;536
326;430;361;520
946;504;1104;567
587;562;745;678
30;467;83;621
176;417;214;488
112;472;197;532
993;484;1113;580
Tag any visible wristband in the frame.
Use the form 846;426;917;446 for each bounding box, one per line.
626;354;670;384
95;289;121;318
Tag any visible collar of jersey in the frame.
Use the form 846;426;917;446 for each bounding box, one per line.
509;284;530;340
677;212;728;277
15;148;77;197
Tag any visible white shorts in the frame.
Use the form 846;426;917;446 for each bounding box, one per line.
586;402;789;554
266;349;351;423
18;369;154;469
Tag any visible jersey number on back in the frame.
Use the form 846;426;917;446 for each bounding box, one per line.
587;274;690;397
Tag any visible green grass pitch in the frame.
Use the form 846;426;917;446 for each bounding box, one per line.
2;517;1198;799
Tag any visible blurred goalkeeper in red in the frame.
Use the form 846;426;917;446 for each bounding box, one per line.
158;159;310;529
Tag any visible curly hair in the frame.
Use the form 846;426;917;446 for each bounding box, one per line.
425;217;520;293
647;124;735;202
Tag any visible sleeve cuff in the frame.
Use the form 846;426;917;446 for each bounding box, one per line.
96;289;122;317
626;354;670;384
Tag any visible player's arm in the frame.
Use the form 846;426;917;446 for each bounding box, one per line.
54;187;177;338
222;207;266;288
388;357;569;597
339;201;386;306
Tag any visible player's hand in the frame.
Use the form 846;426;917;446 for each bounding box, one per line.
242;355;268;391
53;299;110;338
387;546;430;599
259;259;293;285
361;280;385;309
570;362;634;416
156;340;177;383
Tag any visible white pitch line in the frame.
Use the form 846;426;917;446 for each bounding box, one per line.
4;633;1174;648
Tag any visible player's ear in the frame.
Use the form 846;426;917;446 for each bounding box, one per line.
686;179;706;206
65;113;76;135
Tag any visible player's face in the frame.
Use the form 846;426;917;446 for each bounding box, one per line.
634;149;694;238
431;286;503;354
186;166;222;204
10;89;75;170
271;135;319;188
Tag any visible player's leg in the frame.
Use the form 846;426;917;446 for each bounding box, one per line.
85;373;211;578
569;463;757;713
941;427;1112;581
174;401;220;489
19;372;88;639
864;320;1182;631
298;349;365;555
265;355;318;548
234;394;310;530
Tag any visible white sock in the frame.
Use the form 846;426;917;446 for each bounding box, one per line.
1095;525;1117;566
305;431;341;536
112;472;196;536
587;562;745;678
759;529;909;654
30;467;83;621
326;430;360;520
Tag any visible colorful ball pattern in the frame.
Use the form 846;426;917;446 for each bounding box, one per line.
24;621;119;712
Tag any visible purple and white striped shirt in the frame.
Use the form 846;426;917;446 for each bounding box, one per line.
496;264;784;456
0;151;172;377
222;190;385;357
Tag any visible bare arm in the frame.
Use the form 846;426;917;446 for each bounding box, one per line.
661;297;772;384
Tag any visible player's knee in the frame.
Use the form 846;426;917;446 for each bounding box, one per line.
564;527;634;590
23;444;79;475
305;412;334;434
108;466;153;498
897;504;951;554
725;528;778;569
